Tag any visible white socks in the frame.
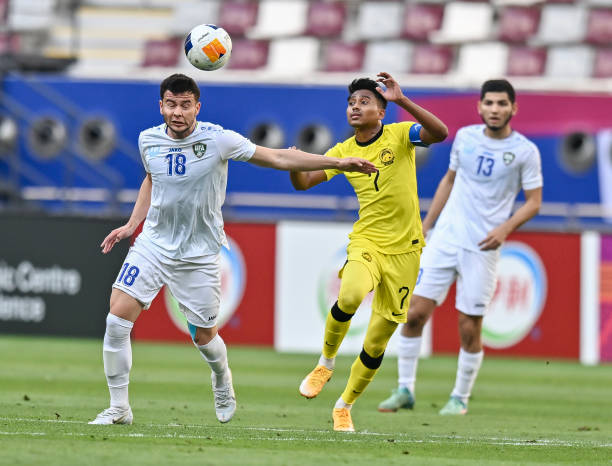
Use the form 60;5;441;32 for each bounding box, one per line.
103;313;134;409
397;334;422;394
196;334;230;388
451;348;484;404
334;397;352;410
318;355;335;370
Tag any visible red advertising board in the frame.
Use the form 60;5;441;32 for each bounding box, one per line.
600;235;612;362
132;223;276;345
432;232;580;359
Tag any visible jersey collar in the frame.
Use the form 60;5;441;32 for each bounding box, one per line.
355;124;384;147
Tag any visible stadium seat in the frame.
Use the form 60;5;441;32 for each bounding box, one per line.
498;6;541;43
536;4;587;43
586;8;612;45
401;3;445;41
0;0;8;22
218;1;258;37
506;46;547;76
227;39;269;70
266;37;319;74
141;37;181;67
546;45;594;78
0;32;19;58
67;5;178;73
356;1;403;40
170;1;220;35
305;1;346;38
248;0;308;38
456;42;509;79
7;0;56;31
363;40;411;74
593;47;612;78
410;44;454;74
322;41;365;72
430;2;493;43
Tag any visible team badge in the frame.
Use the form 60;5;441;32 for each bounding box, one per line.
193;143;207;158
503;152;515;165
379;148;395;166
361;252;372;262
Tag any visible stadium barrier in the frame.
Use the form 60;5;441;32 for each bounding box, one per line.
0;214;129;338
2;217;608;364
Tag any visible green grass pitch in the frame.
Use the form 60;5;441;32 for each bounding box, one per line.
0;335;610;465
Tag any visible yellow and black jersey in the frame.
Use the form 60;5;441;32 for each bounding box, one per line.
325;122;425;254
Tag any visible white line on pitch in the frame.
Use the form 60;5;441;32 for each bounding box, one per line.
1;430;611;447
1;418;611;448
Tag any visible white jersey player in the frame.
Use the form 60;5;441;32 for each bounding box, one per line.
89;73;376;426
378;79;543;416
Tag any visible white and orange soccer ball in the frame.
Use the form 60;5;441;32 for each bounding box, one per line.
184;24;232;71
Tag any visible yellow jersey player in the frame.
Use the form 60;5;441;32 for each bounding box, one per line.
290;72;448;432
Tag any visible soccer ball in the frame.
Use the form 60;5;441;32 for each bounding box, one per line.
184;24;232;71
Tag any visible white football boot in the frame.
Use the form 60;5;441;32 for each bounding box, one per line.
88;406;133;425
212;370;236;423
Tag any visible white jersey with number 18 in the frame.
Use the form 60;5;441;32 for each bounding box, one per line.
137;122;255;260
429;124;543;252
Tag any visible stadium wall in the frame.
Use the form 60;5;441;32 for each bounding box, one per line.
1;75;612;223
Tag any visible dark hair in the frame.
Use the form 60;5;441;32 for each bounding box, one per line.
348;78;387;109
480;79;515;103
160;73;200;101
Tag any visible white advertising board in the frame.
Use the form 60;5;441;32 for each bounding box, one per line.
275;220;431;356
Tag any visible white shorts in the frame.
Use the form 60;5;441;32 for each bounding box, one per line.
112;235;221;328
413;240;499;316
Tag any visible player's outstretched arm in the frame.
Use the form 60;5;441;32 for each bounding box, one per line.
478;187;542;251
290;170;328;191
422;169;456;235
249;145;377;174
100;174;152;254
376;72;448;145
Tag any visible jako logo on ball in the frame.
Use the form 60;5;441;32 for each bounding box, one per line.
482;241;547;348
317;246;372;336
165;237;246;334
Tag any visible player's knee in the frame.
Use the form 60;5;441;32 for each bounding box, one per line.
459;329;481;352
359;346;385;369
405;297;434;331
105;313;133;339
329;301;354;322
405;312;427;332
337;288;366;314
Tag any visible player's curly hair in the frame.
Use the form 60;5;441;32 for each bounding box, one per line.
160;74;200;101
480;79;515;103
348;78;387;109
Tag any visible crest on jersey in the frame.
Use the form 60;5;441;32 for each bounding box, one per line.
361;252;372;262
379;148;395;166
503;152;515;165
193;143;207;158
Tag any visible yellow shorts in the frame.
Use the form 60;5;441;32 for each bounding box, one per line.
340;239;422;324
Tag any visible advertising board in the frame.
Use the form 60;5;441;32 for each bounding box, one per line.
132;223;276;345
0;215;129;337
